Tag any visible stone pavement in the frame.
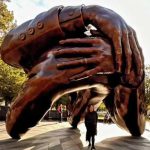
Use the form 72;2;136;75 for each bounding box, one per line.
0;120;150;150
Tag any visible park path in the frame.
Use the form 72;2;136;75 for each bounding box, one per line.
0;121;150;150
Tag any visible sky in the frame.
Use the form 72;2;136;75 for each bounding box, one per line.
6;0;150;65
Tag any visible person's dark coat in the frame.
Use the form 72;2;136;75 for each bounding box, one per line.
85;111;98;141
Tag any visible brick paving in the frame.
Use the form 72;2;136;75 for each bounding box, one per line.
0;121;150;150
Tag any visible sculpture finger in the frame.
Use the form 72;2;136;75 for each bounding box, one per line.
128;27;142;75
70;66;104;81
59;38;107;45
53;47;104;57
57;57;104;69
112;32;122;73
114;83;145;136
122;25;132;74
70;59;115;81
131;27;144;69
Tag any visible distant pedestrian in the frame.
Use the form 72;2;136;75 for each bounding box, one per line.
104;112;112;124
85;105;98;150
57;104;63;123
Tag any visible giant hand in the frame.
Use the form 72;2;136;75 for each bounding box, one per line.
59;5;144;84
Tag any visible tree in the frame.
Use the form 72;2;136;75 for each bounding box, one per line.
0;0;24;107
0;0;15;44
0;59;27;106
145;65;150;106
53;95;69;110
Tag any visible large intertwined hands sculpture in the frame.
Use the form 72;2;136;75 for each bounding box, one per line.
0;5;145;139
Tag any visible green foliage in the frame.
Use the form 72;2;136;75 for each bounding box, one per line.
0;0;15;44
98;102;106;111
0;0;20;106
53;95;69;109
145;65;150;106
0;59;27;105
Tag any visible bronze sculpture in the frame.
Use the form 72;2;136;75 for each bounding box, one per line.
0;5;145;139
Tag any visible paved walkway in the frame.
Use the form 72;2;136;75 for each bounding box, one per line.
0;121;150;150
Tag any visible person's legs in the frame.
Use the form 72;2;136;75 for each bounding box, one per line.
91;135;95;149
86;132;91;147
60;112;62;122
88;136;91;147
59;113;62;123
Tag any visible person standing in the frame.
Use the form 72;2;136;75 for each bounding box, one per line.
57;104;63;123
85;105;98;150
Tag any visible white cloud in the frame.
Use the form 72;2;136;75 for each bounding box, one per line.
6;0;150;64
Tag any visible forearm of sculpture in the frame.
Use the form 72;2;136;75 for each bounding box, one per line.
67;89;91;127
6;56;88;139
0;6;66;69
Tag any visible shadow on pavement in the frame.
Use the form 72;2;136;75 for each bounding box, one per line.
0;127;83;150
0;121;150;150
94;136;150;150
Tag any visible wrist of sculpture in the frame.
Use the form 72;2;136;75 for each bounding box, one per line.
59;5;86;36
